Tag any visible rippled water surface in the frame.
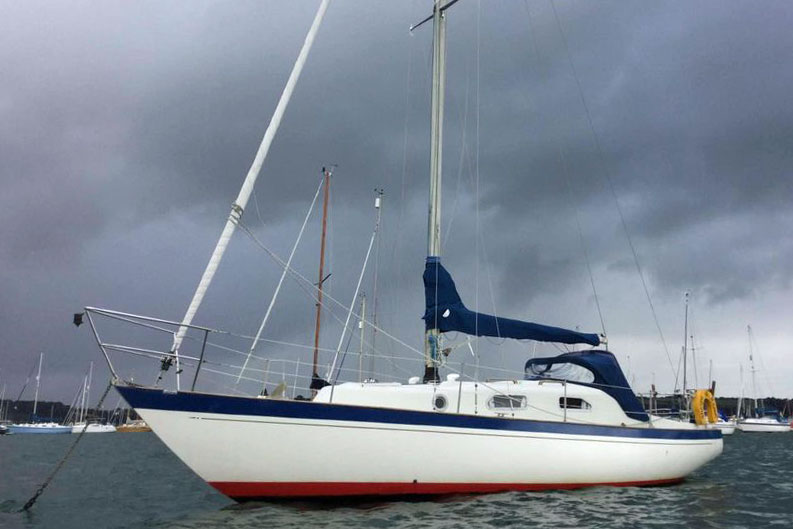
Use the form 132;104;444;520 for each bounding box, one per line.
1;431;792;528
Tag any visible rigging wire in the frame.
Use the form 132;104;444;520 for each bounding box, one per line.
111;334;640;401
558;145;607;337
441;60;470;249
522;1;605;347
368;190;383;379
549;0;677;383
97;2;651;403
232;220;539;392
473;0;481;359
252;187;266;230
472;1;505;357
674;342;684;393
93;309;649;410
234;220;424;357
236;174;324;382
750;327;776;398
385;5;418;374
690;334;700;388
327;194;382;380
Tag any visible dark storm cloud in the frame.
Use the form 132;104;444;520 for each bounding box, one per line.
2;1;793;400
458;1;793;308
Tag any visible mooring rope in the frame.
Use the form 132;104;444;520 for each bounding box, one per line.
19;380;114;512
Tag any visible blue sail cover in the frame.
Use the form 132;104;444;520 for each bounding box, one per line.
422;257;600;346
524;351;649;422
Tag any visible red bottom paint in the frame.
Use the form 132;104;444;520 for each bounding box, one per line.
210;478;685;500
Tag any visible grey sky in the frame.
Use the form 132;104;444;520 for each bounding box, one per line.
2;1;792;405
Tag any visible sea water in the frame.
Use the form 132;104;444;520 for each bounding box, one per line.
1;430;792;528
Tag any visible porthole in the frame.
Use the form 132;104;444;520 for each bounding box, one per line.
487;394;527;410
559;397;591;410
433;394;448;411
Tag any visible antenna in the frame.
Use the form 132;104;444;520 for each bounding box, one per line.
369;188;384;380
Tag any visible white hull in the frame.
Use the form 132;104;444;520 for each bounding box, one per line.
118;385;722;499
71;423;117;433
714;420;736;435
737;418;790;433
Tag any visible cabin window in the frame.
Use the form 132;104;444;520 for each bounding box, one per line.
559;397;591;410
488;395;527;410
526;362;595;384
433;394;448;411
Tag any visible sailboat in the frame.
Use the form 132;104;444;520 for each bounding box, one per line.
7;353;71;435
704;361;736;435
86;1;721;500
675;292;733;434
0;383;9;434
70;363;116;433
737;326;789;433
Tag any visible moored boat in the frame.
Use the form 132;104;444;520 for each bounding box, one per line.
116;369;721;499
71;422;116;433
86;0;722;501
714;418;736;435
67;362;115;433
737;326;789;434
8;353;71;435
7;422;72;435
737;417;790;433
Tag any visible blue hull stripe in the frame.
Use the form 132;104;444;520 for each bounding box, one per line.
115;385;721;441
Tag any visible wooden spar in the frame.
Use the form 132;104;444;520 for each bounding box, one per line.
312;168;332;382
169;0;330;390
236;176;325;384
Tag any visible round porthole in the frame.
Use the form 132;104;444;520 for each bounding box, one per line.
433;394;448;411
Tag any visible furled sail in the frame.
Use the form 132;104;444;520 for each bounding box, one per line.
422;257;600;346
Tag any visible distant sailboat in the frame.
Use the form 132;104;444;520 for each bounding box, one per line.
70;363;116;433
670;292;727;433
713;418;736;435
737;326;789;433
7;353;71;435
0;383;9;434
72;423;116;433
